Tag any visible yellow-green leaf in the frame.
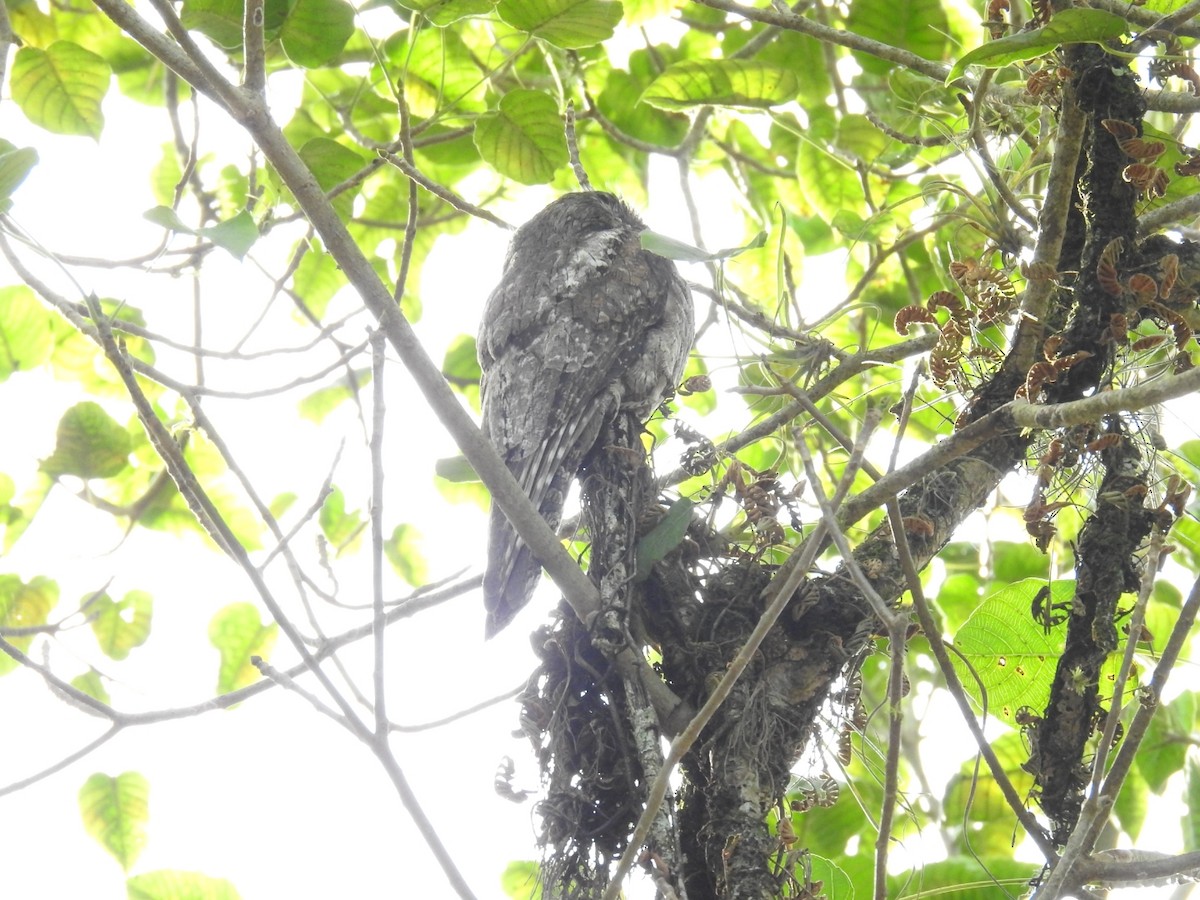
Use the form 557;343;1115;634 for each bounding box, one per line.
846;0;948;77
496;0;622;49
298;137;366;219
0;574;57;676
71;670;111;706
473;89;567;184
641;60;800;110
127;870;243;900
385;524;427;586
78;771;149;872
10;41;110;139
298;368;370;423
0;142;39;213
90;590;153;661
279;0;355;68
0;285;55;381
395;0;495;26
946;8;1129;83
319;486;364;552
143;206;259;259
950;579;1072;723
640;230;766;263
208;603;277;694
41;401;132;480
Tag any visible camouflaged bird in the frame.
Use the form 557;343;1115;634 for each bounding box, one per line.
477;192;694;637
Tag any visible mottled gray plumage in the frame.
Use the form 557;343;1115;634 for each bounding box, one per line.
478;192;693;637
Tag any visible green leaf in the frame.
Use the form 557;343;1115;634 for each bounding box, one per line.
279;0;355;67
298;137;366;219
180;0;290;48
891;855;1040;897
0;574;57;676
946;8;1129;83
1114;762;1149;841
636;498;693;580
385;26;486;119
442;334;481;406
640;60;799;110
435;455;478;483
127;870;242;900
951;579;1072;723
473;89;567;184
41;401;132;480
291;246;345;319
395;0;496;26
594;51;689;148
942;732;1035;850
501;861;542;899
78;771;149;872
385;524;427;585
71;670;112;706
10;41;110;139
796;131;861;225
991;540;1051;583
0;284;55;381
90;590;153;661
319;487;364;552
806;854;854;899
208;603;277;694
298;368;370;423
269;492;297;519
640;229;766;263
1137;691;1195;793
144;206;259;259
1185;755;1200;851
846;0;948;77
495;0;622;49
201;211;258;259
0;143;38;213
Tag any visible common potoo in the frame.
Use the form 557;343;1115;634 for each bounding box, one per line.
478;192;694;637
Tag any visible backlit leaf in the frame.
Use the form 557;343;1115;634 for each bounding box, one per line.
496;0;622;49
279;0;355;67
90;590;153;661
41;401;132;480
10;41;110;139
78;771;149;871
385;524;427;585
641;60;799;110
395;0;496;26
946;8;1128;83
0;574;57;676
0;143;38;213
473;89;567;184
127;870;242;900
950;579;1071;724
0;285;55;381
847;0;948;77
208;602;277;694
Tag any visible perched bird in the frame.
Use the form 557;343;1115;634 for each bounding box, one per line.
477;192;694;637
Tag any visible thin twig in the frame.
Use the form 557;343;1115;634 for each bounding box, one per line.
370;330;387;735
565;101;593;190
380;152;512;230
1012;86;1087;370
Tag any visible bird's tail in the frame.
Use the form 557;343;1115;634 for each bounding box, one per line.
483;511;543;638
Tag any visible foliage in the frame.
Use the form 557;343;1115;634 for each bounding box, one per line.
3;0;1200;897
